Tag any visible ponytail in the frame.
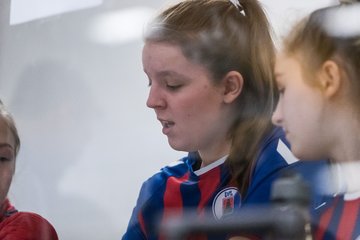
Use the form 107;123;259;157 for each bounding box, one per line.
228;0;276;195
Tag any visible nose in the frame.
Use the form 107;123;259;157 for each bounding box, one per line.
146;85;166;109
271;102;283;127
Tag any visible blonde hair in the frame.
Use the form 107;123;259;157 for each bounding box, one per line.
0;101;20;156
282;4;360;102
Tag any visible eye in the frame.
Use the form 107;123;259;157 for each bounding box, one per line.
0;154;13;162
0;147;15;162
166;84;182;91
0;156;10;162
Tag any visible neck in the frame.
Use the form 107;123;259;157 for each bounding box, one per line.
330;117;360;163
198;142;231;168
324;104;360;163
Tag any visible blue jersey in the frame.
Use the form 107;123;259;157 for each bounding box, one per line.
122;127;325;240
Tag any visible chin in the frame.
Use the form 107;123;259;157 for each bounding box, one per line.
168;140;194;152
168;141;185;151
292;147;318;161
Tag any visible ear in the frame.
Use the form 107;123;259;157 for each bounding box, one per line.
318;60;342;98
222;71;243;104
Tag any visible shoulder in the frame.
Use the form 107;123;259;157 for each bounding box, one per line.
0;211;58;240
143;155;191;187
256;127;297;171
256;126;329;184
256;128;330;208
124;155;195;238
245;127;298;201
135;155;194;204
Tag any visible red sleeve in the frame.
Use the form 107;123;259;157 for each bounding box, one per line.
0;211;59;240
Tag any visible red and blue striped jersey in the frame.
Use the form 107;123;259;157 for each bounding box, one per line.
122;127;324;240
312;193;360;239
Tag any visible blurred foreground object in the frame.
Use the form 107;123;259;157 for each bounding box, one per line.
161;172;312;240
339;0;360;4
321;2;360;38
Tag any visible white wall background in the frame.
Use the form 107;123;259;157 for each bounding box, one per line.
0;0;337;239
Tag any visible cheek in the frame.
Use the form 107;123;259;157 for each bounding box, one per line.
284;89;310;120
184;97;220;124
296;92;322;125
194;87;222;110
0;169;13;202
281;95;299;123
290;105;324;158
175;90;215;115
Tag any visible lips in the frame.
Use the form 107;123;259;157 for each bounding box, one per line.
161;120;175;128
159;119;175;135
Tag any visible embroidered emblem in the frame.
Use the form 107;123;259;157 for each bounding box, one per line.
212;187;241;220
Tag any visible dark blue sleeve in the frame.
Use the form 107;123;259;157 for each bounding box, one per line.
122;181;153;240
122;220;146;240
243;127;330;211
122;172;167;240
122;158;190;240
242;127;290;205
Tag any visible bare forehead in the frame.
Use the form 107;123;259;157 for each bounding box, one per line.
143;42;186;68
275;53;300;73
143;42;183;56
143;41;212;79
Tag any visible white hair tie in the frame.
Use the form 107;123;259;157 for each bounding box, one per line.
229;0;246;16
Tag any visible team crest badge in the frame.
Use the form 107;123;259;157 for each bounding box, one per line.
212;187;241;220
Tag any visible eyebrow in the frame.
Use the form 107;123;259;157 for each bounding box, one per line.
157;71;189;80
153;71;193;85
143;69;187;78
